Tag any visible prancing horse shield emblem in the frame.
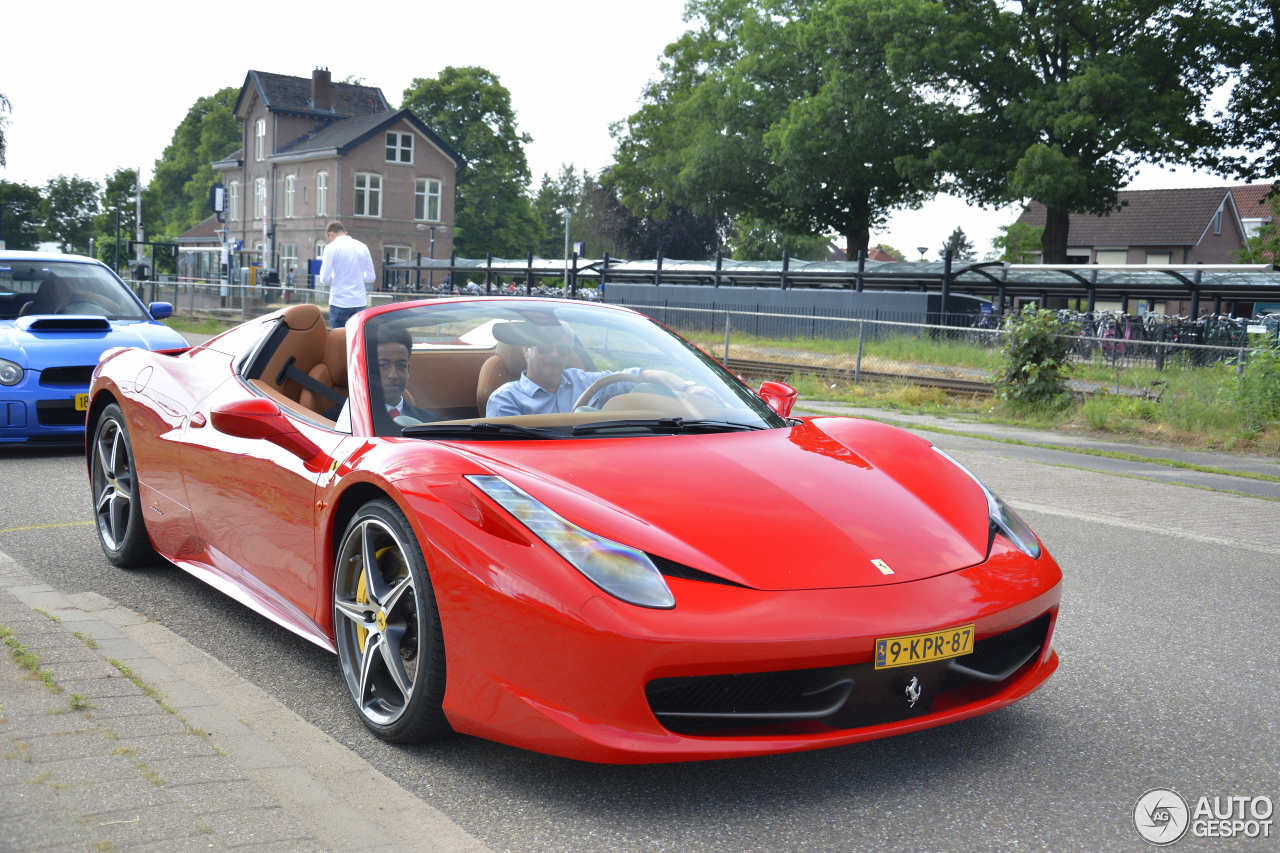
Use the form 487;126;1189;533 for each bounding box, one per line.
904;676;922;708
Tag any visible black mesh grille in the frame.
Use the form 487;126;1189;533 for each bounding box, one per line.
39;365;94;387
36;400;86;426
646;612;1051;736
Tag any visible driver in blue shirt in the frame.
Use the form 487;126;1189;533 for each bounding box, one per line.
485;323;644;417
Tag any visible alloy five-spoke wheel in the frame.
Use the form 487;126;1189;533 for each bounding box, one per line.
90;403;155;567
333;499;448;743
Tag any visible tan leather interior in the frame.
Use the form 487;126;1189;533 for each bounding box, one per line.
256;304;329;404
475;341;527;414
299;327;347;414
405;348;496;416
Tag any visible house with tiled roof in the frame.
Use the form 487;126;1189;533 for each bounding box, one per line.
212;68;462;285
1014;183;1277;265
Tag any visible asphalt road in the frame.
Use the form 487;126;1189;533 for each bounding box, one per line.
1;430;1276;852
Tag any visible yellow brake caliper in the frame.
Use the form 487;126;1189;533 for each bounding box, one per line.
355;546;399;653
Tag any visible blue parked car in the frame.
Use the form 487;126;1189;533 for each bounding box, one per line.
1;251;189;444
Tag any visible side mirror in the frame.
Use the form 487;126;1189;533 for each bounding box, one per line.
757;380;798;418
210;397;325;470
149;302;174;320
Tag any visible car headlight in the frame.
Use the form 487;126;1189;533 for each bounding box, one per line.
466;474;675;609
932;447;1041;559
0;358;24;386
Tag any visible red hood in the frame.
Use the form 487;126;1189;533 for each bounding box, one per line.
454;418;992;591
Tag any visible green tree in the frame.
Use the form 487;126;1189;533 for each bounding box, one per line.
91;169;141;272
39;175;99;253
147;87;239;238
890;0;1227;263
1235;193;1279;266
939;227;975;261
401;67;539;256
726;217;831;261
995;307;1074;407
532;165;585;258
0;180;42;249
611;0;943;256
992;221;1044;263
871;244;906;261
0;90;11;167
1211;1;1279;180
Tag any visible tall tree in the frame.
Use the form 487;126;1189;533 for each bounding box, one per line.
889;0;1227;262
725;217;831;261
1213;0;1280;180
0;180;42;250
147;88;240;238
611;0;943;256
533;166;585;257
0;90;11;167
401;67;539;256
939;227;975;261
39;175;99;253
992;221;1044;263
92;169;141;271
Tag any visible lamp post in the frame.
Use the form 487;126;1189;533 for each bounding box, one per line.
560;207;571;288
114;207;122;274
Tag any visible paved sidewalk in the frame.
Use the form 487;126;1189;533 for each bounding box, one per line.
0;550;487;853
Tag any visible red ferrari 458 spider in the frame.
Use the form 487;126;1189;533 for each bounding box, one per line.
85;297;1060;763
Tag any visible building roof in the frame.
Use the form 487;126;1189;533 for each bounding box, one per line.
1016;183;1276;246
1232;182;1279;220
236;70;390;118
176;215;223;245
273;108;464;167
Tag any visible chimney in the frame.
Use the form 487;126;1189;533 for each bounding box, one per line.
311;67;332;112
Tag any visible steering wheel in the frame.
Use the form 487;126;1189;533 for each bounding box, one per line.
572;370;700;415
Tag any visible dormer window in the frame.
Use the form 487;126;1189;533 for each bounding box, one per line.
386;132;413;164
255;119;266;161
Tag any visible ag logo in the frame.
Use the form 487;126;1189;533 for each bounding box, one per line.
1134;788;1190;845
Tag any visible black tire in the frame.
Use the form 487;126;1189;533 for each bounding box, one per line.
332;498;449;743
89;403;157;568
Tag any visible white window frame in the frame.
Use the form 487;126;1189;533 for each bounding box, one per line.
255;119;266;161
254;178;266;219
354;172;382;218
315;171;328;217
414;178;442;222
384;244;411;264
229;181;240;221
284;175;297;218
1213;208;1222;236
386;132;413;164
279;243;299;278
315;240;326;259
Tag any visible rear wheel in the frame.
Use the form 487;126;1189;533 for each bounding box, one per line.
89;404;156;567
332;499;449;743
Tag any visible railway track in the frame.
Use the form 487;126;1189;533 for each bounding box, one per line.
724;357;994;395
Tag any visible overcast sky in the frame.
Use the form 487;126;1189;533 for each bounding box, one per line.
1;0;1241;257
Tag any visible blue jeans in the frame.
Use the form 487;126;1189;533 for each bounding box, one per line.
329;304;363;329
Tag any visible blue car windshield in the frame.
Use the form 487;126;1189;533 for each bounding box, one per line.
0;261;149;321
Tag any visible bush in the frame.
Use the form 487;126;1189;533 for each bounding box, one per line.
1237;344;1280;433
994;308;1075;407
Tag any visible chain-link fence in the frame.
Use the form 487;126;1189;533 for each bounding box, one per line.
622;303;1275;397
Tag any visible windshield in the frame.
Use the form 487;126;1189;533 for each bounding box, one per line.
0;260;149;321
362;299;786;438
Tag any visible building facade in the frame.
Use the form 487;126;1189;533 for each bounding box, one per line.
212;68;462;285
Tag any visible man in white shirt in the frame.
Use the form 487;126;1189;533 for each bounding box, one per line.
318;221;375;329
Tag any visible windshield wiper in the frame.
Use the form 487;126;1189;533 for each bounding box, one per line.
401;421;561;440
571;418;766;436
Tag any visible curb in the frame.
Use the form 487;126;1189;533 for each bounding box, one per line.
0;547;488;852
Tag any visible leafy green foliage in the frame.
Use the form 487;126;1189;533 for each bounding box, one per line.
0;180;41;249
726;217;831;261
91;169;141;272
994;308;1075;406
38;175;99;253
1209;0;1279;180
402;67;539;257
147;88;239;238
871;244;906;261
0;90;10;167
939;227;975;262
611;0;943;256
888;0;1228;262
992;221;1043;263
1237;343;1280;433
1234;192;1279;266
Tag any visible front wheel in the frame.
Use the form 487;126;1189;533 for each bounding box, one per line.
332;499;449;743
89;403;156;567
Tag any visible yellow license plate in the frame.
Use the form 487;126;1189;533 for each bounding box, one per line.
74;393;89;412
875;624;974;669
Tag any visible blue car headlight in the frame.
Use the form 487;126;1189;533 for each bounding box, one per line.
0;358;23;386
932;447;1041;559
466;474;676;609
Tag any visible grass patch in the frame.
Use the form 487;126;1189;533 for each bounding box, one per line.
106;659;175;715
163;316;233;335
34;609;60;623
68;694;91;711
73;631;98;650
1;625;61;693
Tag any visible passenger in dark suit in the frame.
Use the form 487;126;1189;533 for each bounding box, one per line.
374;329;438;425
